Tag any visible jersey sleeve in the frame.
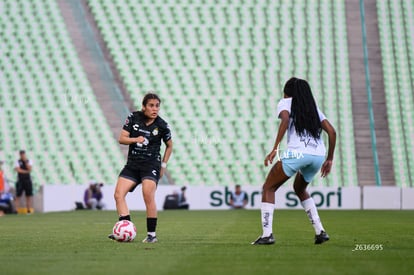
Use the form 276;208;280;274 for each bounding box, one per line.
162;123;172;143
317;108;327;122
122;113;134;133
276;98;291;118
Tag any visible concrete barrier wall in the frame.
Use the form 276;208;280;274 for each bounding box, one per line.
38;185;414;212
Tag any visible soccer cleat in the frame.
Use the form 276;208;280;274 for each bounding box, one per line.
251;234;275;245
108;234;116;240
142;235;158;243
314;231;330;244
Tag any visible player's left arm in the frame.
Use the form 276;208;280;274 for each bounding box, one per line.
160;123;173;178
160;139;173;178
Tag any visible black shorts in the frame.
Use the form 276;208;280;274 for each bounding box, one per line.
16;179;33;197
119;161;160;192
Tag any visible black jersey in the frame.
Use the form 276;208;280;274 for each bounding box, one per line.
123;111;171;164
16;159;32;181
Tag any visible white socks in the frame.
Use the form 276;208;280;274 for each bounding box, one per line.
260;199;324;237
301;198;325;234
261;202;275;237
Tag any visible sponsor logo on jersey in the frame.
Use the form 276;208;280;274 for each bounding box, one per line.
139;129;151;134
133;124;139;131
300;136;318;149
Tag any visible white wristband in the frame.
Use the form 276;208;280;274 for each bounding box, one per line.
161;162;167;168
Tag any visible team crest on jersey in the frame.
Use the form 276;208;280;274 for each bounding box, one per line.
152;128;158;136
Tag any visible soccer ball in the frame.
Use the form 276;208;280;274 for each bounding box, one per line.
112;220;137;242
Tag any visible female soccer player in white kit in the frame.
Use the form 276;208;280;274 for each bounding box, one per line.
252;77;336;245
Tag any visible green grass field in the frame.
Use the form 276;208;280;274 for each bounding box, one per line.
1;210;413;275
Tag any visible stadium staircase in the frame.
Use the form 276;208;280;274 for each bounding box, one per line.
345;0;395;186
56;0;131;157
56;0;173;185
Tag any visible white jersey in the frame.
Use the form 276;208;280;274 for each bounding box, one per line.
276;98;326;156
231;191;248;207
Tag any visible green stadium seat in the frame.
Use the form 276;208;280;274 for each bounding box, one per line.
376;0;414;187
0;0;125;191
85;0;359;187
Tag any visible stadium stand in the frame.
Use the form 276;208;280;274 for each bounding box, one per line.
0;0;125;191
376;0;414;187
87;0;358;187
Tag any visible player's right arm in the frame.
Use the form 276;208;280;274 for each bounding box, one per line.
118;113;145;145
118;129;145;145
264;110;289;166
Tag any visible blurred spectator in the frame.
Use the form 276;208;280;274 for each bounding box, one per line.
163;187;189;210
177;186;189;209
0;192;16;216
84;182;105;210
230;185;248;209
14;150;34;214
0;160;16;216
0;160;5;193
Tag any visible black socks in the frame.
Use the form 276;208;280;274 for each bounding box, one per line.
119;215;131;221
147;217;157;233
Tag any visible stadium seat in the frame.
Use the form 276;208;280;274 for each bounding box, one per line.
0;0;125;192
376;0;414;187
85;0;358;187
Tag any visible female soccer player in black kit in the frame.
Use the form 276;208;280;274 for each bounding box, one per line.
109;93;173;243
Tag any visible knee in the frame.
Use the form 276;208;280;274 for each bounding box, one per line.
114;190;124;202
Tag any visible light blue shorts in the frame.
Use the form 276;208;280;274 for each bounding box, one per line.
281;154;325;183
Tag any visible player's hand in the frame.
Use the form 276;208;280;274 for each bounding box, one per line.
264;151;277;167
160;167;165;178
321;159;333;177
136;136;145;144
